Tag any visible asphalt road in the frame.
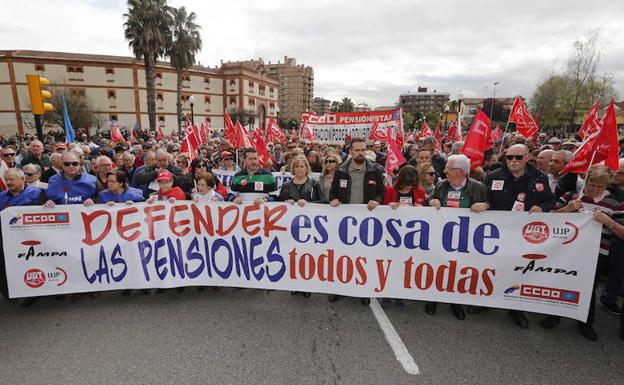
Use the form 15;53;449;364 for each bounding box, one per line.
0;287;622;385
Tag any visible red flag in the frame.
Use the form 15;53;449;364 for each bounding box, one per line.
252;127;270;167
267;118;287;143
156;126;165;141
487;124;501;149
111;122;125;144
369;121;388;141
301;120;317;141
129;128;137;144
577;100;600;139
224;111;236;143
395;121;405;147
406;131;415;143
385;127;406;174
180;135;197;161
445;121;462;143
561;101;619;173
234;121;254;149
434;123;442;151
198;120;209;144
508;96;539;138
417;122;433;139
461;110;492;170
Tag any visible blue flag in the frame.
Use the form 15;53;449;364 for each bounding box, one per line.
62;95;75;143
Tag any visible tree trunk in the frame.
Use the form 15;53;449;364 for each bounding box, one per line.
176;67;183;137
143;55;157;134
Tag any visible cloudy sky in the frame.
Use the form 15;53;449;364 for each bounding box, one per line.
3;0;624;107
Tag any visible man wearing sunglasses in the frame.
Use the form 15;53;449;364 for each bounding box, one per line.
473;144;555;329
1;146;17;168
43;152;97;207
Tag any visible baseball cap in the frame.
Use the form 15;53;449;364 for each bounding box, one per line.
222;151;233;159
156;170;173;181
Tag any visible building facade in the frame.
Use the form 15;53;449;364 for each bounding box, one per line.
0;50;278;136
264;56;313;123
399;88;450;115
312;97;330;115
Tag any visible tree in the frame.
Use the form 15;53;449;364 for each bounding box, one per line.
45;87;96;131
329;98;355;112
124;0;172;134
530;32;618;133
167;6;202;135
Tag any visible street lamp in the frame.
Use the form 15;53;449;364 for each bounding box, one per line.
189;95;195;125
489;82;499;120
444;105;450;129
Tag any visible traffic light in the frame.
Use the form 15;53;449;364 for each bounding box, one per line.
26;74;54;115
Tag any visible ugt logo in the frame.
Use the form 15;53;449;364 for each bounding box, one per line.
522;221;549;244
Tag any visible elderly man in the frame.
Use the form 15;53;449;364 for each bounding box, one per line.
133;149;184;196
1;146;17;168
535;149;554;175
20;140;50;169
478;144;554;328
0;168;44;307
40;152;63;183
43;152;97;207
549;150;576;198
427;154;488;320
118;152;138;182
95;156;114;192
22;164;47;189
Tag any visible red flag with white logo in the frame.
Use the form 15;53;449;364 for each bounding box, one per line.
385;127;406;174
487;123;501;149
234;121;254;149
369;121;388;141
577;100;601;140
156;126;165;141
417;122;433;139
561;100;619;173
252;127;270;167
445;121;462;143
508;96;539;138
267;118;287;143
434;123;442;151
301;120;317;142
224;111;236;144
461;110;492;170
111;121;125;144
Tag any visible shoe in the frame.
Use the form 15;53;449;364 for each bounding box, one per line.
425;302;437;315
577;322;598;341
599;300;622;315
394;300;406;311
467;306;484;315
451;304;465;320
540;315;561;329
20;297;39;308
302;292;311;298
328;295;340;303
509;310;529;329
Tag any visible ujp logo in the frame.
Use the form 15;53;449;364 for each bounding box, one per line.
522;221;549;244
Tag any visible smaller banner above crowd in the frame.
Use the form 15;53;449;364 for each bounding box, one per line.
301;108;403;144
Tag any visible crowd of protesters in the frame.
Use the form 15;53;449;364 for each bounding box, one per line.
0;127;624;342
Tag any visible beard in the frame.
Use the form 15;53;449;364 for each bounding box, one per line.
353;156;365;165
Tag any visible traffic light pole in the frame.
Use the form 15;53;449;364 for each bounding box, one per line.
34;114;43;141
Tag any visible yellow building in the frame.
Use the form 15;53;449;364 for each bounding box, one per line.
0;50;279;136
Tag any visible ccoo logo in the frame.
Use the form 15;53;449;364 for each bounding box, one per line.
522;221;549;244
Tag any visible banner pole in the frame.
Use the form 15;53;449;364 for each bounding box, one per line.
578;150;597;199
497;120;511;157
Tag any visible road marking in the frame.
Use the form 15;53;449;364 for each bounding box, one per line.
369;298;420;375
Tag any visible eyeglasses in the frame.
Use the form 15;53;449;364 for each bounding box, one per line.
196;164;206;168
506;155;525;161
24;172;35;176
2;153;15;157
63;162;79;167
325;159;337;164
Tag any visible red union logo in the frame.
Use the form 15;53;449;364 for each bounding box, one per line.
522;221;549;244
24;268;46;288
22;212;69;225
520;285;580;304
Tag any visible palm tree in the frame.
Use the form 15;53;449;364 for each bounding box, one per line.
167;6;202;136
123;0;172;134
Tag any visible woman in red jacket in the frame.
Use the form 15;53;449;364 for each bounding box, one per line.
381;165;425;310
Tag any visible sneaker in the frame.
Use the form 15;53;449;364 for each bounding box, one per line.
577;322;598;341
600;300;622;315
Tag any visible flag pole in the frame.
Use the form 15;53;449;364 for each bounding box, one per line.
578;149;598;199
497;120;511;157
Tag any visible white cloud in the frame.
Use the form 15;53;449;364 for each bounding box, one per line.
3;0;623;107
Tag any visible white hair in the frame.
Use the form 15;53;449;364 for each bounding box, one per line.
447;154;470;175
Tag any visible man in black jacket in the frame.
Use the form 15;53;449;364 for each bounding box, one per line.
329;138;384;210
475;144;555;328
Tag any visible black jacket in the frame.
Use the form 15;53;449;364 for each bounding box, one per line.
279;177;322;203
133;164;185;187
484;163;554;212
329;158;385;204
430;177;487;206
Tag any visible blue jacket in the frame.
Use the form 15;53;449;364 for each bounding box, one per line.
0;185;43;210
98;187;144;203
45;173;97;204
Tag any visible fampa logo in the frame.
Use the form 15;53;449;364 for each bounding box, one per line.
24;268;45;288
522;221;549;244
18;240;68;261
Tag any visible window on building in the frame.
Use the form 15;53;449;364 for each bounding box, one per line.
156;72;163;86
204;96;211;112
248;81;255;92
229;79;236;86
182;75;191;88
248;98;256;108
105;67;115;82
109;114;118;122
158;115;165;123
157;93;164;109
229;96;236;105
35;64;45;74
108;90;117;108
204;77;210;89
69;88;86;97
67;65;84;80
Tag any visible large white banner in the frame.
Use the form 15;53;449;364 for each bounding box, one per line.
1;203;601;321
301;108;402;143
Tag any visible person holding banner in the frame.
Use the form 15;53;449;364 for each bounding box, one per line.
97;170;144;205
228;148;277;204
146;170;186;203
481;144;555;329
278;156;321;206
540;165;624;341
43;152;97;207
328;138;384;304
318;154;342;203
192;174;224;202
426;154;488;320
